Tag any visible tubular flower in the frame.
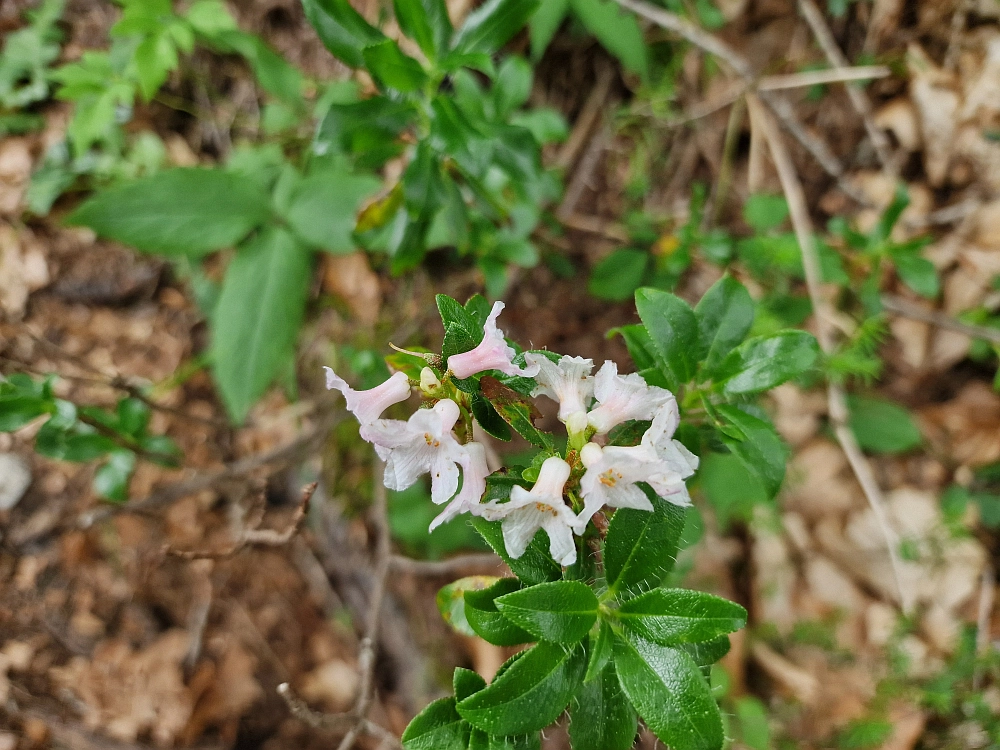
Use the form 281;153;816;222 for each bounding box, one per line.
325;368;411;426
524;353;594;430
429;442;491;531
641;404;700;482
447;301;541;380
363;399;466;504
480;456;578;566
586;361;678;435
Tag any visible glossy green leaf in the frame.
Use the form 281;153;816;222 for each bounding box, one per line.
455;667;487;701
471;394;512;441
614;635;725;750
680;635;731;667
584;619;615;683
604;487;688;599
494;56;532;116
635;287;700;389
495;580;598;644
301;0;385;68
694;275;754;373
317;97;414;168
453;0;540;54
847;395;923;454
401;697;470;750
67;169;271;256
617;588;747;645
569;0;648;79
714;405;787;499
893;251;939;299
569;662;638;750
465;578;536;646
362;39;428;92
393;0;452;58
456;641;585;735
437;576;499;637
589;249;649;301
0;396;51;431
284;167;380;253
490;396;553;450
472;517;561;585
211;227;311;423
719;331;818;395
528;0;569;58
93;449;136;503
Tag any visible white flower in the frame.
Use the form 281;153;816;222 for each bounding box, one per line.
429;442;490;531
586;361;678;435
325;367;411;426
641;403;699;480
363;399;466;504
480;456;578;566
524;353;594;429
447;301;541;380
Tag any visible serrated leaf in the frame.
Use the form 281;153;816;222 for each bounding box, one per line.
465;577;535;646
211;227;311;423
93;449;136;503
617;588;747;645
679;635;731;667
472;394;512;441
453;0;540;54
589;249;649;301
569;662;638;750
455;667;488;701
495;580;597;644
456;641;585;735
635;287;700;389
472;516;561;585
614;635;725;750
0;396;52;431
393;0;449;58
604;487;687;599
67;169;271;256
437;576;499;637
718;331;819;395
714;405;788;499
694;275;754;374
401;697;470;750
481;376;552;449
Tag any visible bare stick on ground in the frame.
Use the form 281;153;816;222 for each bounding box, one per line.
880;295;1000;345
390;552;504;576
747;93;914;614
797;0;896;173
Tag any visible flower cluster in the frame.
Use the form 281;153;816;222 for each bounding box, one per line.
325;301;698;567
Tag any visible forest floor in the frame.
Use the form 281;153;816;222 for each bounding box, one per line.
1;0;999;748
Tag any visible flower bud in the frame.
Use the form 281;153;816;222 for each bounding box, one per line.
419;367;442;396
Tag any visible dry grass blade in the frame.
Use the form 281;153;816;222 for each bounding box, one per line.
747;93;915;614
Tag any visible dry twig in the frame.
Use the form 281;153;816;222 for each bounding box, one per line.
973;564;996;690
748;94;914;614
615;0;872;206
390;552;503;576
797;0;896;172
881;295;1000;345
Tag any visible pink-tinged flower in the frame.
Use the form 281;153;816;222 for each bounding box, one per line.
429;442;490;531
524;353;594;429
586;361;678;435
447;301;541;380
325;368;411;426
363;399;466;504
641;405;700;480
480;456;578;566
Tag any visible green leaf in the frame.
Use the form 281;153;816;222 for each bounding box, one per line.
362;39;428;92
0;397;51;431
734;696;772;750
455;668;487;701
494;56;532;117
465;577;536;646
393;0;451;58
211;227;311;423
456;641;585;734
694;275;754;374
487;393;553;449
589;249;649;301
484;733;540;750
743;194;789;232
401;697;470;750
471;394;512;441
569;662;638;750
714;405;788;499
700;451;770;528
472;516;562;585
614;635;725;750
301;0;385;68
67;169;271;256
584;619;615;682
207;29;303;104
604;487;688;599
569;0;648;79
635;287;700;389
847;395;922;454
680;635;731;667
317;97;414;168
616;588;747;645
718;330;819;395
93;449;136;503
495;580;598;644
284;167;380;253
436;576;498;637
453;0;540;54
528;0;569;58
893;252;940;299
